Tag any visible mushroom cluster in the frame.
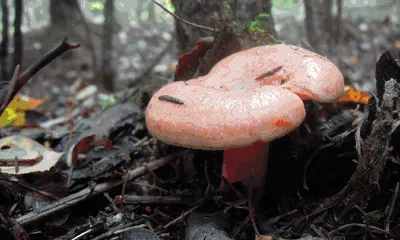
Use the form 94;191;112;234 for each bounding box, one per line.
145;44;344;205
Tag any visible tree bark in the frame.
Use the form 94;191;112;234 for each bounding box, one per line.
101;0;115;92
171;0;277;53
49;0;80;27
304;0;334;53
172;0;217;53
336;0;343;44
13;0;23;70
304;0;317;48
0;0;9;81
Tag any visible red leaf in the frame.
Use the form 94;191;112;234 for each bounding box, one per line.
174;40;213;81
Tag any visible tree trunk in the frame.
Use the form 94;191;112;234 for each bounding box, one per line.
172;0;218;53
171;0;277;53
0;0;9;81
50;0;80;27
304;0;317;48
101;0;115;92
336;0;343;45
13;0;23;70
304;0;334;53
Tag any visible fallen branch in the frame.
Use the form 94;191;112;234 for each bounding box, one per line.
16;155;175;225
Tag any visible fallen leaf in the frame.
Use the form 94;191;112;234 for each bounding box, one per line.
0;147;41;166
0;94;44;127
255;235;272;240
66;134;115;167
337;85;371;104
174;39;213;81
168;62;176;72
0;135;63;174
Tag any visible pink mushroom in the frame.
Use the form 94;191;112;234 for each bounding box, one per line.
145;44;344;205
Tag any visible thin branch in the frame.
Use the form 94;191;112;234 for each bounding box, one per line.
0;37;80;115
0;65;20;112
16;155;175;225
152;0;216;32
328;223;392;237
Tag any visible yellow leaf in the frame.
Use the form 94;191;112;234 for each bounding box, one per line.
0;94;44;127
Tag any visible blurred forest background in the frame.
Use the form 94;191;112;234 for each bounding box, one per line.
0;0;399;98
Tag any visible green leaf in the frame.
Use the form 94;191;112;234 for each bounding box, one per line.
246;21;264;33
255;13;270;21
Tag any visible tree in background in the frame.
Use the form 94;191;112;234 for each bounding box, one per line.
0;0;23;82
50;0;80;28
14;0;23;70
304;0;341;53
1;0;9;81
101;0;115;92
171;0;277;53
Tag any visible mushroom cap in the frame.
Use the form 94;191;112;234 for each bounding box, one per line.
145;44;344;150
196;44;344;102
145;83;306;150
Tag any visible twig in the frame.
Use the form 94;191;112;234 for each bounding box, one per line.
152;1;215;32
385;182;399;231
0;65;19;113
163;203;200;229
16;155;175;225
66;104;75;184
268;209;298;225
328;223;392;237
113;224;149;235
0;37;80;115
143;162;165;184
120;172;130;209
115;195;182;205
103;192;119;212
0;176;59;200
90;219;146;240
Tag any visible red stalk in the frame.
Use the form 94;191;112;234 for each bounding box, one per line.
221;141;269;205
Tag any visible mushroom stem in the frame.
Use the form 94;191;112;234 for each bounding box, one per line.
221;141;269;205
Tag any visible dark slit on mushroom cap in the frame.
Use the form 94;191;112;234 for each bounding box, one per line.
158;95;185;104
255;66;283;81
